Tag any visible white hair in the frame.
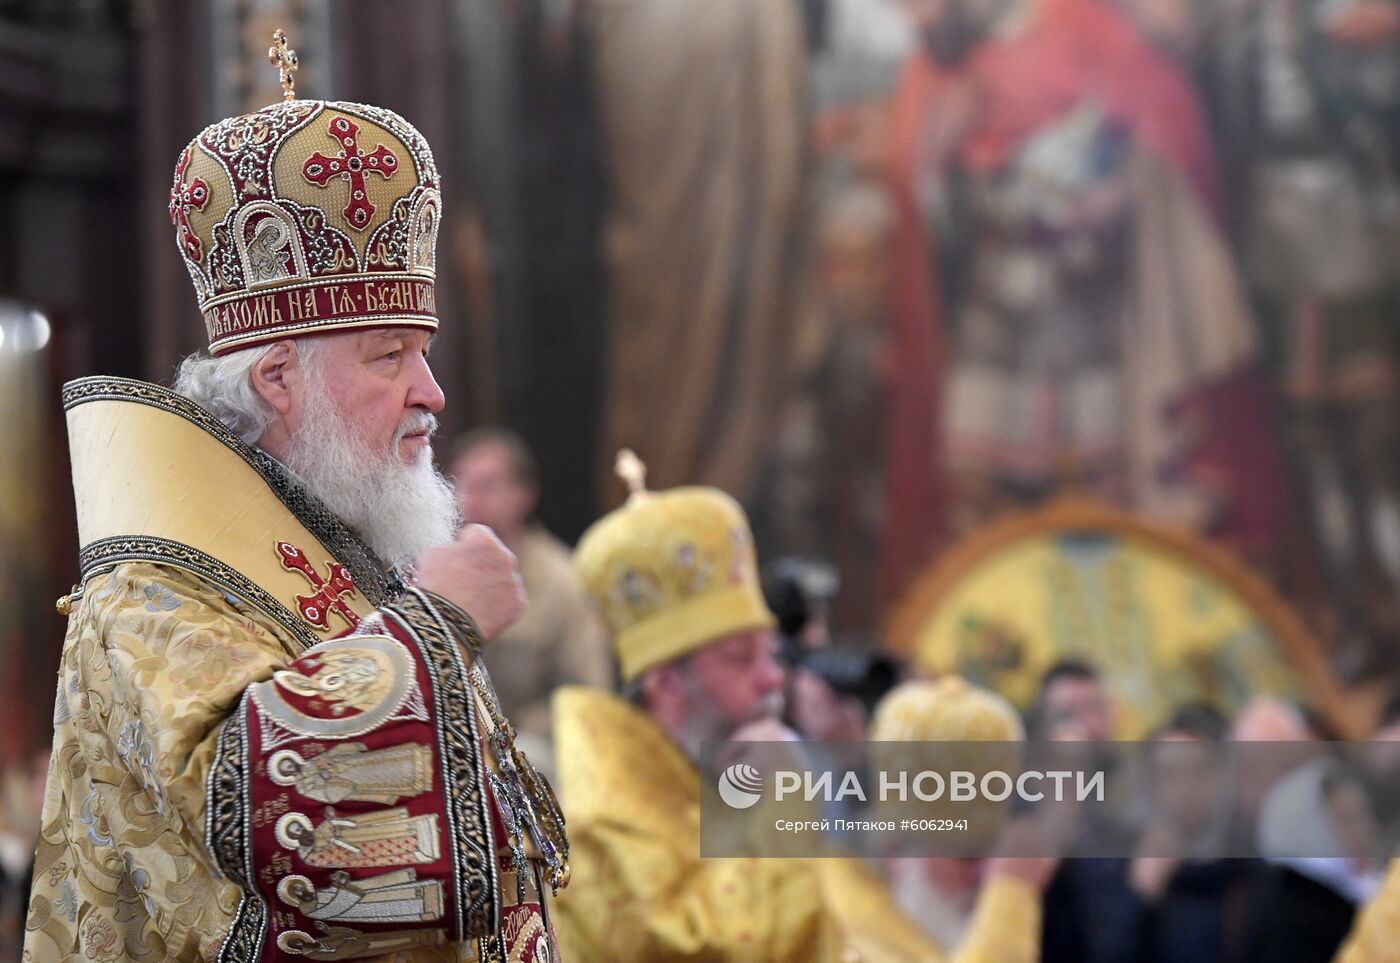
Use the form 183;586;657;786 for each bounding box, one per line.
172;344;310;445
171;338;456;570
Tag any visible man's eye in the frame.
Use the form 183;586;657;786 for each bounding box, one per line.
381;350;401;362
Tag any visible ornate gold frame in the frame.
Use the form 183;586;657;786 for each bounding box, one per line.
886;496;1365;738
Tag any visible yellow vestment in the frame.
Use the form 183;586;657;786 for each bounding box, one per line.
1334;860;1400;963
549;686;1040;962
24;379;564;963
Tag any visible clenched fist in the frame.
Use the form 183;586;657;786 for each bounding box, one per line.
416;524;527;640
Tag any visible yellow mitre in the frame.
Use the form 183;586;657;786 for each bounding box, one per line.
871;676;1026;743
575;450;776;682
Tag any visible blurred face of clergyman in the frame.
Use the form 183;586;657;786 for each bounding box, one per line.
687;629;787;731
648;629;787;752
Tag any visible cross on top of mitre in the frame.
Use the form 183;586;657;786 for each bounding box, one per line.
268;28;299;101
616;449;650;504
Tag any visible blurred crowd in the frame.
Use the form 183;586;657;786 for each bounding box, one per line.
439;426;1400;963
747;574;1400;963
754;546;1400;963
2;429;1399;961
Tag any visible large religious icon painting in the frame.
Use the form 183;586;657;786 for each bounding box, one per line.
888;498;1360;738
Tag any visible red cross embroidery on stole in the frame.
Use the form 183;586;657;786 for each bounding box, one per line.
169;146;211;261
276;540;361;631
301;115;400;230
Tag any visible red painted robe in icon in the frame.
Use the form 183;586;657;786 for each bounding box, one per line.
883;0;1292;599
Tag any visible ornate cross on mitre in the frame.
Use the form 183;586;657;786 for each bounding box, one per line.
169;146;210;261
302;116;401;230
268;28;299;101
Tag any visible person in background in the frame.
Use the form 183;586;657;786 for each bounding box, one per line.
551;453;1040;961
763;556;901;743
788;648;903;743
450;428;612;771
1225;695;1373;963
1333;691;1400;962
1327;688;1400;957
1358;690;1400;854
1250;757;1384;963
1230;695;1319;824
1034;659;1118;742
763;556;839;659
1037;658;1128;963
861;676;1056;959
1094;703;1258;963
550;458;846;960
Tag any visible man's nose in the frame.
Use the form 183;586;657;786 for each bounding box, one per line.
755;651;786;694
407;352;446;413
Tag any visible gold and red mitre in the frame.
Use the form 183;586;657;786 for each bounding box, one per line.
168;33;440;355
575;451;776;682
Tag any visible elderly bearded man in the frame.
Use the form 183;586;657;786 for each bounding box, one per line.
23;36;567;963
549;454;1040;962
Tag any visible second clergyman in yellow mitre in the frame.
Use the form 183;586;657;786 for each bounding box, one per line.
549;452;1047;962
837;677;1057;961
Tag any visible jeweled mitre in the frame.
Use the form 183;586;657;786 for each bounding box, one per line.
169;99;441;355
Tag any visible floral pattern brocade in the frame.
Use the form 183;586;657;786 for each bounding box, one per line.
1337;861;1400;963
23;560;552;963
21;565;504;963
24;563;284;961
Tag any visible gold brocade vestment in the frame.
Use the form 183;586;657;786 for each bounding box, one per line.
24;379;564;963
1334;860;1400;963
549;686;1040;962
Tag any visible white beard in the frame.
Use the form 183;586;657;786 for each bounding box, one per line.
887;860;975;952
282;367;459;572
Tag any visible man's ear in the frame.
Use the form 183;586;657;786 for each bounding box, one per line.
250;341;301;416
641;665;679;715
